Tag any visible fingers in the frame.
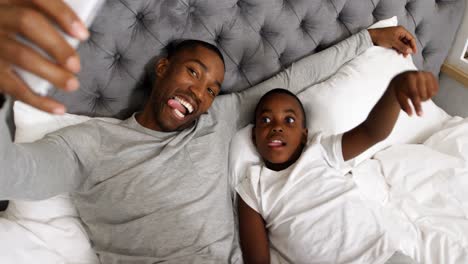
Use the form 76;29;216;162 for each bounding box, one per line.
30;0;89;40
0;0;89;40
0;64;66;114
394;71;439;117
0;6;80;73
403;36;417;54
396;90;413;116
411;94;422;116
407;73;423;116
0;36;79;91
428;73;439;98
398;28;417;54
393;40;412;57
0;0;87;114
389;26;417;57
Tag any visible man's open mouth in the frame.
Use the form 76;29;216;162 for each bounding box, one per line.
168;96;195;119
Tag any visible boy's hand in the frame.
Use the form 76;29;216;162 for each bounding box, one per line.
0;0;89;114
368;26;417;57
391;71;439;116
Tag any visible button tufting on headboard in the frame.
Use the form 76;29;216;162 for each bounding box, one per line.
50;0;465;118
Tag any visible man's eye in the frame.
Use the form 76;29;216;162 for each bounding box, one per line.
207;87;215;96
262;117;271;123
188;68;198;77
285;117;295;124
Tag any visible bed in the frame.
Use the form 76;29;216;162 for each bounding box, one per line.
0;0;466;263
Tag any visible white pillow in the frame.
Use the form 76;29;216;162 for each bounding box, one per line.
229;16;451;188
0;101;117;264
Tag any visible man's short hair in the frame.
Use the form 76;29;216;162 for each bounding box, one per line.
253;88;307;128
166;39;225;67
138;39;226;101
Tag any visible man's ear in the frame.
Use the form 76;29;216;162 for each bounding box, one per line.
301;128;308;144
155;58;169;78
251;126;257;146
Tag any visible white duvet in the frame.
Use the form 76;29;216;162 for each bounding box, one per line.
0;195;98;264
353;116;468;264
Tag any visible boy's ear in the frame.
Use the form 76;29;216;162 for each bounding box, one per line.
301;128;308;144
156;58;169;78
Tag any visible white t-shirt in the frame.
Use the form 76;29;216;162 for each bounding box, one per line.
236;133;395;264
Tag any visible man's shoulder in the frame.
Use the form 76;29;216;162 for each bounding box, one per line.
48;117;121;144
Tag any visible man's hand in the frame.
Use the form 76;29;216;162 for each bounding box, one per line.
391;71;439;116
0;0;89;114
368;26;417;57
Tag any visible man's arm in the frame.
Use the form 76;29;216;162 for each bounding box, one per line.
219;30;372;130
238;196;270;264
217;26;416;130
342;71;438;161
0;95;91;200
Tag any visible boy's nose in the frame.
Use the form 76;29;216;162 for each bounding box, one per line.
272;127;283;133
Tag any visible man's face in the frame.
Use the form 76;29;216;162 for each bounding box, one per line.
149;46;225;132
253;93;308;170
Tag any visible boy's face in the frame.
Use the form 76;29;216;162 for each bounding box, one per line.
253;93;308;170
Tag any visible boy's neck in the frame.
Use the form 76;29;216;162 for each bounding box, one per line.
264;143;305;171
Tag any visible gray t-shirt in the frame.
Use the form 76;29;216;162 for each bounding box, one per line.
0;31;372;263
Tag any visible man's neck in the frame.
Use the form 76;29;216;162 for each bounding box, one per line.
135;111;161;131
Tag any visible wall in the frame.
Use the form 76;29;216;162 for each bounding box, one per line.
435;3;468;117
445;3;468;72
434;73;468;117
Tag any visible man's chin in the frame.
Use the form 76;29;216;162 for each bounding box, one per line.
155;106;198;132
157;117;196;132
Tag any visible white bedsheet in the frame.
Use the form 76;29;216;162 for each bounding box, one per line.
353;116;468;264
0;195;99;264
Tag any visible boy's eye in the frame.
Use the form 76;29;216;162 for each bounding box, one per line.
285;117;295;124
261;117;271;123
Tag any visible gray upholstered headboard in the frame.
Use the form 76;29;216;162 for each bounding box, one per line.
51;0;465;118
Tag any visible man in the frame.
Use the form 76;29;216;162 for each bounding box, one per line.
0;0;432;263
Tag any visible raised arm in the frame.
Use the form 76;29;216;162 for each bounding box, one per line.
217;26;417;130
218;30;372;130
342;71;438;161
238;196;270;264
0;95;92;200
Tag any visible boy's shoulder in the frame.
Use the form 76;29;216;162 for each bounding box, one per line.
302;132;346;168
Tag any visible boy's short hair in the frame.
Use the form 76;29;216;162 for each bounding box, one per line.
253;88;307;128
166;39;225;67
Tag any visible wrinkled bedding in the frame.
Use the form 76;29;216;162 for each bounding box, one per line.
2;119;468;264
353;116;468;264
0;195;98;264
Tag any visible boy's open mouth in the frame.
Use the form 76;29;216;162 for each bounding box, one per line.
268;139;286;148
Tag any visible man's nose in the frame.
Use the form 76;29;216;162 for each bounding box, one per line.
189;83;204;101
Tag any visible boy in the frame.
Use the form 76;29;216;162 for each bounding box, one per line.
236;71;438;263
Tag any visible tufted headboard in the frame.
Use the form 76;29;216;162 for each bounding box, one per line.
51;0;465;118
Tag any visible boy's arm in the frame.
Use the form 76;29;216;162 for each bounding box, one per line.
238;196;270;264
342;71;438;161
